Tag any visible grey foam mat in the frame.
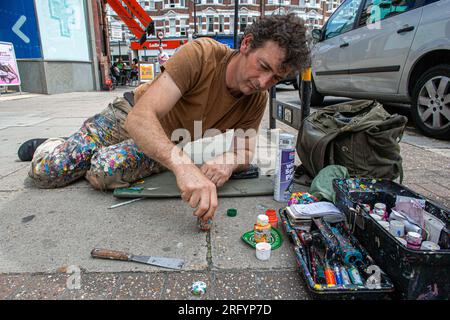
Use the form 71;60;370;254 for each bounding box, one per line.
113;170;274;198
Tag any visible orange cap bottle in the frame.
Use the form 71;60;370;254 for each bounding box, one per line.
265;209;278;229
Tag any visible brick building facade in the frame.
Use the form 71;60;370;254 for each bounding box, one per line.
107;0;341;61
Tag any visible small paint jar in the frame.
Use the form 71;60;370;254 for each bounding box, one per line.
406;231;422;250
389;220;405;237
373;203;387;218
265;209;279;229
254;214;271;243
255;242;271;261
420;241;440;251
374;203;386;212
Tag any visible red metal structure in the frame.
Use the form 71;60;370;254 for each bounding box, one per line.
105;0;155;47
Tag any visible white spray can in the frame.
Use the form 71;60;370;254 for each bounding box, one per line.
274;133;296;202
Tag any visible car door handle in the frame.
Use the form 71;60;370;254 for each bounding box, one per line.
340;42;349;48
397;26;414;34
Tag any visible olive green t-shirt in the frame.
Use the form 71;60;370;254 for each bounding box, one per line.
133;38;267;142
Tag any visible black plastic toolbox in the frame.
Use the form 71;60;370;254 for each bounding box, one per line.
280;208;395;300
333;178;450;300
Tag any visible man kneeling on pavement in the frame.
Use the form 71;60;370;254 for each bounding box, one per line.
19;14;310;226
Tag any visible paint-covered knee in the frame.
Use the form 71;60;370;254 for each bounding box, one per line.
86;153;129;190
85;170;130;190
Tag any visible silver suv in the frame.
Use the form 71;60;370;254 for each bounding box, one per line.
310;0;450;139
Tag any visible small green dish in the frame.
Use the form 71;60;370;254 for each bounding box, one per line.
242;228;283;250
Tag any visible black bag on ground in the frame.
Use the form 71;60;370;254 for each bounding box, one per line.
296;100;408;181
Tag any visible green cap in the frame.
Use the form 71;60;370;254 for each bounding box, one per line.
227;208;237;217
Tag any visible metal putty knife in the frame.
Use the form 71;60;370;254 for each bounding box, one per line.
91;248;184;270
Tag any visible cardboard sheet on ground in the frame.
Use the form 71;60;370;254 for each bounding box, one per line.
113;171;274;199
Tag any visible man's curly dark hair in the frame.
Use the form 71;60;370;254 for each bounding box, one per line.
244;14;311;73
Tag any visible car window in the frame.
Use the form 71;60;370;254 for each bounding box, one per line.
359;0;417;26
324;0;364;40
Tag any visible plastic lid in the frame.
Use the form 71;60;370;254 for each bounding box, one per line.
420;241;440;251
227;208;237;217
406;231;422;240
265;209;277;217
390;220;404;227
257;214;269;226
374;203;386;210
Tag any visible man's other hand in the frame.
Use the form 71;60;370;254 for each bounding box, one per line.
200;155;235;187
175;165;218;221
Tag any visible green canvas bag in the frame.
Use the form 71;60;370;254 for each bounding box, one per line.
296;100;408;182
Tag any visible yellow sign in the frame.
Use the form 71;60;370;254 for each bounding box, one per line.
139;62;154;83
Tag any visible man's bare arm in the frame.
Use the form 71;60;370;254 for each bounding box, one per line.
125;72;218;221
201;134;257;187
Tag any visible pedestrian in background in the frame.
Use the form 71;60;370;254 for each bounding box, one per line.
157;46;169;66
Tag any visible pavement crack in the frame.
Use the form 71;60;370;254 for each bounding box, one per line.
206;231;213;271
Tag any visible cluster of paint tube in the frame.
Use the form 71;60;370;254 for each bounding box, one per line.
366;202;441;251
293;218;384;290
308;244;365;287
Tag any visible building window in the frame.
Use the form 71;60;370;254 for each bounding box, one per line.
180;19;187;36
240;16;247;32
170;19;176;35
169;0;176;8
198;16;203;32
229;16;234;33
180;0;185;6
217;0;224;3
208;16;214;33
219;15;224;33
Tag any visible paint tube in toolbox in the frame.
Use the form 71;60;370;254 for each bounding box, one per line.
339;265;352;285
333;263;344;285
348;265;364;285
324;259;336;286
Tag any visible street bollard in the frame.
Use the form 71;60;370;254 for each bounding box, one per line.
298;67;312;123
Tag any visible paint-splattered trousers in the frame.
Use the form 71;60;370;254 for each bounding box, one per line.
28;96;165;189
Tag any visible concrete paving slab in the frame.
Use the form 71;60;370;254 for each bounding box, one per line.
0;126;79;177
212;271;263;300
210;197;298;270
256;271;310;300
9;274;67;300
402;128;450;150
0;163;29;180
33;118;87;127
164;271;214;300
113;273;166;300
60;273;121;300
0;93;44;101
0;188;208;273
0;116;52;130
0;274;30;299
0;167;30;191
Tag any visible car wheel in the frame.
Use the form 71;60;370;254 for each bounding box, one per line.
411;64;450;140
310;77;324;107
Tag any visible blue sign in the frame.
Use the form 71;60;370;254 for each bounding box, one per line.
214;35;235;49
0;1;42;59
